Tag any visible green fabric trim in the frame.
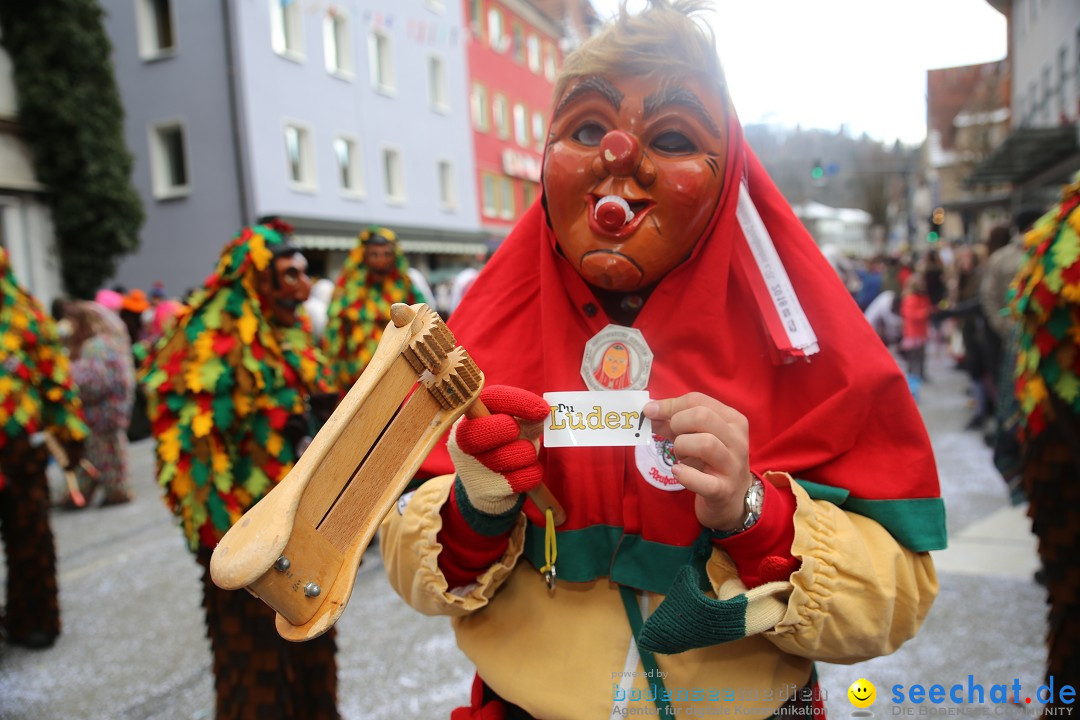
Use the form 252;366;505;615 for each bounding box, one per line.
617;585;672;715
795;479;948;552
637;531;749;655
522;524;692;595
454;477;525;537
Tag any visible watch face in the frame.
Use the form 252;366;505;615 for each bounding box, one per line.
749;479;764;514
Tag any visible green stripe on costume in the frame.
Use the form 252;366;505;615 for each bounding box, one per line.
617;585;672;715
522;524;692;595
795;479;947;552
455;477;525;536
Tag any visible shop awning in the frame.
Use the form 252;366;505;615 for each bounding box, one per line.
965;124;1080;187
292;234;489;256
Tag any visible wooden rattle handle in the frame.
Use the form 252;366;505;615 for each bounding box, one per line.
464;400;566;527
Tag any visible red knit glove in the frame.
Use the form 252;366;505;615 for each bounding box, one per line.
448;385;550;516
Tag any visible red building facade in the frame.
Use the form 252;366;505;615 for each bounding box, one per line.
464;0;564;238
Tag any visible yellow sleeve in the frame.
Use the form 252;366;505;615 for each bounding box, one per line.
379;473;527;617
753;475;939;663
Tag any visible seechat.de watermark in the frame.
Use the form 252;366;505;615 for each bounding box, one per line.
885;676;1075;716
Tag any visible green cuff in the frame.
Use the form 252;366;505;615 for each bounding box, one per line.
454;476;525;537
638;531;750;654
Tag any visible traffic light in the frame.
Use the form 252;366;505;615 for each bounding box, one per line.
811;159;824;181
928;207;945;243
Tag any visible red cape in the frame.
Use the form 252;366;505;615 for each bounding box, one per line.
430;110;943;552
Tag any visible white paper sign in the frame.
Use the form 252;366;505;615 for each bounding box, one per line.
542;391;651;448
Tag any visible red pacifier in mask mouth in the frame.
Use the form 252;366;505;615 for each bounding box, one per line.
594;195;634;232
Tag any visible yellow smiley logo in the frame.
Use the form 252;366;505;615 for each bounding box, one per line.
848;678;876;708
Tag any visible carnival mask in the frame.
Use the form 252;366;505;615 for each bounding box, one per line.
363;242;397;282
543;74;728;292
258;252;312;326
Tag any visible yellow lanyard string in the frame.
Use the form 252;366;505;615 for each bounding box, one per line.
539;507;557;589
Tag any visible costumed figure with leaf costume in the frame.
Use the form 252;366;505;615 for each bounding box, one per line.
0;247;88;650
1011;171;1080;704
322;226;420;390
380;3;945;718
141;220;341;720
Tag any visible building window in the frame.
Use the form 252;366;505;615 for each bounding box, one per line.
543;43;557;81
482;174;497;217
1058;47;1067;119
532;111;545;150
498;176;515;219
369;30;394;94
323;10;352;77
526;34;540;73
471;83;490;131
1076;26;1080;95
149;121;190;199
513;103;528;147
382;147;405;203
468;0;483;38
334;136;363;196
1071;25;1080;95
270;0;304;59
512;23;525;63
429;54;449;113
480;173;515;219
135;0;176;60
522;181;537;209
437;160;456;210
493;94;509;139
284;123;315;189
488;7;507;52
1042;65;1051;123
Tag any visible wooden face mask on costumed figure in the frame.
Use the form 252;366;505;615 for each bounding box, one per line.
543;73;729;292
257;252;312;326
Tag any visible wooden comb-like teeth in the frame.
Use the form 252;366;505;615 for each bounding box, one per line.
403;307;456;374
426;347;482;410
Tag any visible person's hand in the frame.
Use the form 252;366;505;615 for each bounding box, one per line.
447;385;551;516
643;392;753;531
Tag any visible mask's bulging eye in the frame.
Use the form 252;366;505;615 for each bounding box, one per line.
651;131;696;155
572;122;606;147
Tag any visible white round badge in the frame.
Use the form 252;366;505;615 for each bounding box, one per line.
635;433;685;492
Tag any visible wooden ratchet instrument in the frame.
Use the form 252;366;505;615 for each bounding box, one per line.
210;303;565;641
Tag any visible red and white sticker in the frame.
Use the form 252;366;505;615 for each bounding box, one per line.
635;433;685;492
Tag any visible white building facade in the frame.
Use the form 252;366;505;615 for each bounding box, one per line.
103;0;482;296
0;39;64;306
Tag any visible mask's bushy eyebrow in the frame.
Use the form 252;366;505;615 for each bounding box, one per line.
554;76;624;120
643;85;723;138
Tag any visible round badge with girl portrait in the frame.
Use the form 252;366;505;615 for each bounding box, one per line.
580;325;653;391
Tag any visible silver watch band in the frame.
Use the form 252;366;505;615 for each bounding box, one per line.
713;474;764;537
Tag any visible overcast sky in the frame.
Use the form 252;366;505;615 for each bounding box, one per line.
587;0;1008;145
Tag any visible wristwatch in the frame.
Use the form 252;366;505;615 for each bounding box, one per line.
714;474;764;537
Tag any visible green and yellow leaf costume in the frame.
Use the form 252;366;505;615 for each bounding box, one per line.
141;225;335;551
1012;171;1080;439
322;227;418;389
0;247;87;463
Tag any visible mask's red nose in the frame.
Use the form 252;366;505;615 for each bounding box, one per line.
599;130;641;177
594;195;633;232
